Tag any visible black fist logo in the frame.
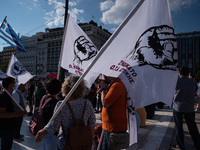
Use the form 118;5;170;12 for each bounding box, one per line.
73;36;98;64
126;25;178;71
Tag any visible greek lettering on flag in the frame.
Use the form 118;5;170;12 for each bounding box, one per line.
52;0;178;147
6;54;33;84
0;17;27;53
59;14;99;79
83;0;178;145
85;0;178;109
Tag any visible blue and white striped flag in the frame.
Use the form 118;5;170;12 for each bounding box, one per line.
0;17;26;53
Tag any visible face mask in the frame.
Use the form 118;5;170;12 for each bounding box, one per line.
13;83;18;91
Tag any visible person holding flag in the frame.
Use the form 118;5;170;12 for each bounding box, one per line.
12;83;28;142
56;0;178;120
35;75;96;150
0;77;27;150
46;0;178;149
99;74;129;150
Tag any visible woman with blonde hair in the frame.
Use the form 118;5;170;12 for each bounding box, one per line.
35;74;96;150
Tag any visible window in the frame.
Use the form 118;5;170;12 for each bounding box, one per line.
181;38;186;54
87;27;91;31
189;58;192;68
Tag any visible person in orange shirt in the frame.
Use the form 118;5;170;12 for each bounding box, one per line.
99;74;128;150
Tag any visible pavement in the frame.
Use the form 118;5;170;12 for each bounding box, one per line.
11;106;200;150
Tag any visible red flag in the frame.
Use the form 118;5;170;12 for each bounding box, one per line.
50;72;57;79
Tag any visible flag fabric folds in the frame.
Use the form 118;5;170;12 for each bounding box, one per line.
59;14;99;80
53;0;178;146
0;70;7;79
0;17;27;53
84;0;178;145
6;54;33;84
85;0;178;109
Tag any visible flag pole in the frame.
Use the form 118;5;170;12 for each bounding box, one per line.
4;53;24;111
57;0;68;81
49;0;145;123
97;129;104;150
0;16;6;29
0;83;24;111
57;14;69;81
49;0;145;122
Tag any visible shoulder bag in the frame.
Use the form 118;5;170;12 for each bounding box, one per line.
108;108;129;150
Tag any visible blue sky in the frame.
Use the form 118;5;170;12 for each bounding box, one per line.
0;0;200;52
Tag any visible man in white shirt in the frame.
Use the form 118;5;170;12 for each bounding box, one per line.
12;84;27;142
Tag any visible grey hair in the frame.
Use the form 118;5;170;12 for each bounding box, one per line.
61;74;86;99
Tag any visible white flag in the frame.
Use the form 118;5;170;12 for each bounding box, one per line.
51;1;178;147
59;14;99;77
0;70;7;79
6;53;33;84
85;0;178;109
84;0;178;145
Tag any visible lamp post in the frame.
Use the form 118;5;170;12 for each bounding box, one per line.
58;0;68;83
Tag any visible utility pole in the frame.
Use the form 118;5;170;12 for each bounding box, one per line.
64;0;68;26
59;0;68;82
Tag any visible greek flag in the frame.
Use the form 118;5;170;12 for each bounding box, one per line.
0;17;26;53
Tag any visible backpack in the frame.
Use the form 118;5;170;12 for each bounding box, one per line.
63;100;93;150
29;95;52;136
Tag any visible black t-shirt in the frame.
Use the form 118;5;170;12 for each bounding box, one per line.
0;91;15;129
29;84;35;96
42;95;59;125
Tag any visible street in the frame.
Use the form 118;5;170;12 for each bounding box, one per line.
12;107;200;150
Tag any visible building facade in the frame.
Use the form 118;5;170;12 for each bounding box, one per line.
0;21;111;77
80;20;111;50
37;28;63;77
15;33;43;75
1;27;200;78
176;31;200;76
0;46;15;65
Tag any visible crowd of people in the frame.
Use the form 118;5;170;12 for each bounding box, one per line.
0;74;113;150
0;67;200;150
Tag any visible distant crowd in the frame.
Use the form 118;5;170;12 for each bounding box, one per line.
0;75;104;150
0;68;200;150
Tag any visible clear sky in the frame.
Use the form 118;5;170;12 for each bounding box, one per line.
0;0;200;52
